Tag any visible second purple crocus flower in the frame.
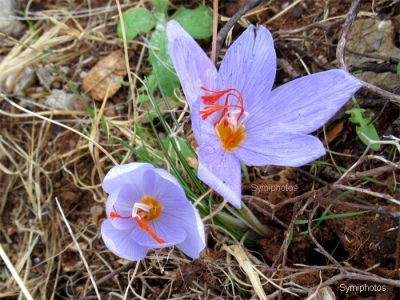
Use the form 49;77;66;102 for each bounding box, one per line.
101;163;205;260
167;20;362;208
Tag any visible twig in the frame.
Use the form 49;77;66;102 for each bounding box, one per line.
96;261;136;286
265;0;302;24
308;204;345;272
336;0;400;105
317;271;400;289
55;197;101;300
215;0;265;58
211;0;219;64
333;184;400;206
277;18;345;35
343;164;399;181
336;0;360;72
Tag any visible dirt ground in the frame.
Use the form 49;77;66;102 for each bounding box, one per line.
0;0;399;299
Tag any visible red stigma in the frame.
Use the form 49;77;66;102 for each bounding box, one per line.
109;205;166;244
200;86;245;125
109;205;131;220
134;218;166;244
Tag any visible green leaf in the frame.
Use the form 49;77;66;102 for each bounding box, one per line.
117;7;156;41
346;108;380;151
397;62;400;77
150;0;168;14
295;210;370;225
148;22;180;98
0;272;9;281
356;125;380;151
172;6;213;39
346;108;370;127
137;94;149;104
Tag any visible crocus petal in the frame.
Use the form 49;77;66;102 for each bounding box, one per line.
192;96;242;208
132;214;187;249
101;220;148;261
167;20;217;108
234;132;325;167
102;163;152;194
142;168;187;205
175;204;205;259
198;132;242;207
248;70;362;134
105;184;140;231
190;98;202;142
218;25;276;114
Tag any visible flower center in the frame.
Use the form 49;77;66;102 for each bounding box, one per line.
216;121;246;153
200;86;247;152
109;196;166;244
134;196;162;222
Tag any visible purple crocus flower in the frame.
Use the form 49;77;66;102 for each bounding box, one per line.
167;20;362;208
101;163;205;260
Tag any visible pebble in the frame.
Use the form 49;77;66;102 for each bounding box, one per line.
2;66;36;95
0;0;22;35
45;89;77;110
83;50;127;101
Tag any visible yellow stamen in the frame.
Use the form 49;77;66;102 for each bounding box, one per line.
140;196;162;222
216;122;246;152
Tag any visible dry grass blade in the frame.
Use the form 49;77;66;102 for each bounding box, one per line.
0;26;73;83
55;197;101;300
223;245;268;300
0;244;34;300
0;91;118;166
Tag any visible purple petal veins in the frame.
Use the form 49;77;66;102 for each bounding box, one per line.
167;20;362;208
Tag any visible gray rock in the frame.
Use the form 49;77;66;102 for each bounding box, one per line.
2;66;36;95
45;89;77;110
0;0;22;35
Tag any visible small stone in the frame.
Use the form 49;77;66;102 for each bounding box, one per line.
83;51;127;101
36;65;55;89
346;19;400;67
0;0;22;36
2;66;36;95
45;89;77;110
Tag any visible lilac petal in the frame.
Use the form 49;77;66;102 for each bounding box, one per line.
142;168;156;196
167;20;217;109
248;70;362;135
142;168;187;205
190;98;202;142
154;167;181;187
175;204;205;259
105;184;140;231
101;220;148;261
234;132;326;167
198;132;242;207
132;213;187;249
218;25;276;115
102;163;152;194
